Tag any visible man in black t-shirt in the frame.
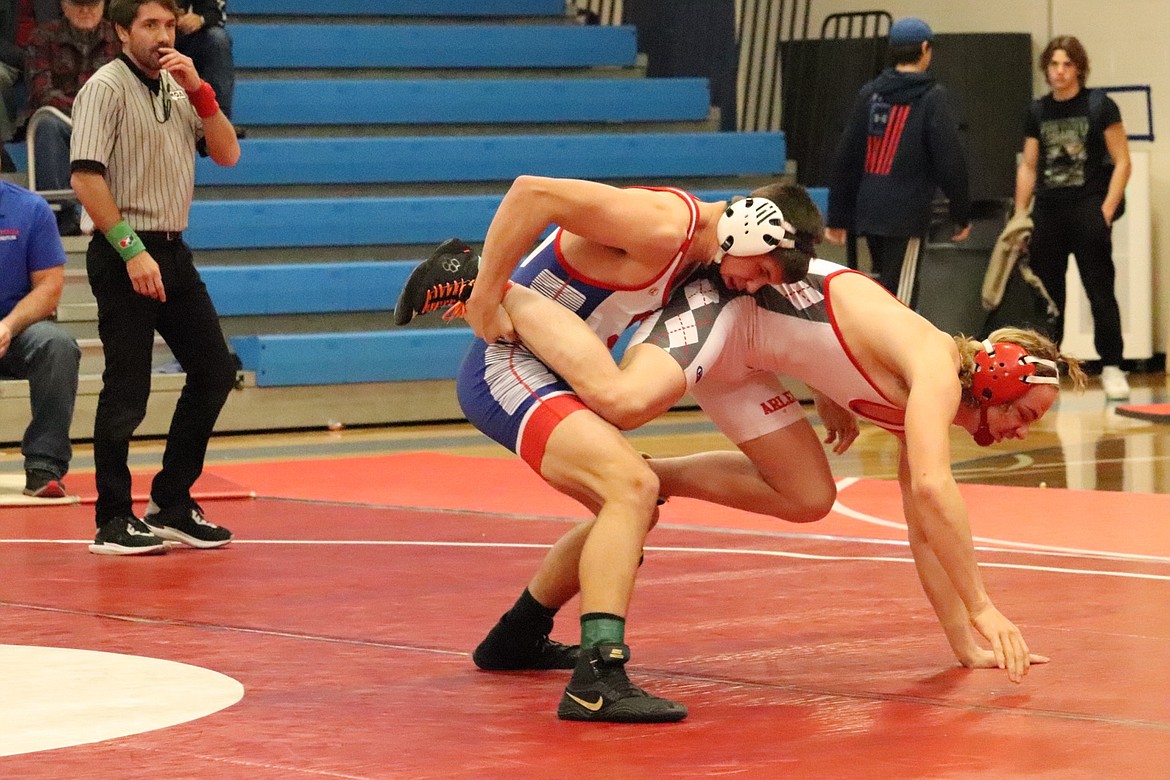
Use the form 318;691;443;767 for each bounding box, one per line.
1014;35;1132;400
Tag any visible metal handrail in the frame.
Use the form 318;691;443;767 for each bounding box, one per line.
25;105;77;204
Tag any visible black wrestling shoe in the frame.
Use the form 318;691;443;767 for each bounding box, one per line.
393;238;479;325
557;642;687;723
473;619;579;671
143;502;232;549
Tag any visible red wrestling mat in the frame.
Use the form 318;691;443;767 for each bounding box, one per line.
1115;402;1170;423
3;452;1170;776
1;496;1168;777
59;470;255;506
206;452;1170;558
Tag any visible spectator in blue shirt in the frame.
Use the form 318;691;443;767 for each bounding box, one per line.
0;180;80;497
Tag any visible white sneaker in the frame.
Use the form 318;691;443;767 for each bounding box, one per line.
1101;365;1130;400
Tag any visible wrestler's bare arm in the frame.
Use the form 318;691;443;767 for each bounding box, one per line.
898;359;1035;683
465;176;692;342
811;390;859;454
504;282;687;429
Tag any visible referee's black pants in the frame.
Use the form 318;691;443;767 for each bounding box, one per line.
1028;197;1125;366
87;233;237;524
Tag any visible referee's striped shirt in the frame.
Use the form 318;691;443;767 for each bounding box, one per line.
71;53;204;233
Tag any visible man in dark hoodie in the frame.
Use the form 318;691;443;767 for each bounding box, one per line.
825;17;971;303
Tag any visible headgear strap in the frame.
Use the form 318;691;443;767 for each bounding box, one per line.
971;340;1059;407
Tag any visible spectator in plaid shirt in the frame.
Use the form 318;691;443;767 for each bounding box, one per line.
25;0;118;234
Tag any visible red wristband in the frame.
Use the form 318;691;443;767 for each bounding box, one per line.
187;81;219;119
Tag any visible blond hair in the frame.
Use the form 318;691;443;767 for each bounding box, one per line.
954;327;1087;407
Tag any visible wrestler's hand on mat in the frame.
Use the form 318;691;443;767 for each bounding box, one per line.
813;392;859;454
464;292;515;343
959;647;1050;671
969;602;1034;683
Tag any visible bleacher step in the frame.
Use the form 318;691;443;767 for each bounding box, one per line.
182;187;823;251
192;132;786;188
231;0;566;17
232;24;637;69
233;77;712;127
0;373;467;444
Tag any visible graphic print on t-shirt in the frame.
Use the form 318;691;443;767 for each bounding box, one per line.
1039;115;1089;189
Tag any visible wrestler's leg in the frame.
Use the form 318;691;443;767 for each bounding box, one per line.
472;515;592;672
651;428;835;523
538;408;660;618
650;372;837;524
459;341;593;671
525;518;593;609
472;397;662;676
503;283;687;429
533;408;686;722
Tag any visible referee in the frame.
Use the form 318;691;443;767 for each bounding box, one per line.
71;0;240;556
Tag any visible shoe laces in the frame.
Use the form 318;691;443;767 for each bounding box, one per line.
420;279;473;316
534;634;572;655
188;504;215;527
603;669;649;699
593;657;648;698
125;517;157;535
442;301;467;321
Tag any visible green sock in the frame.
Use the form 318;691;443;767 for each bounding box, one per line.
580;612;625;649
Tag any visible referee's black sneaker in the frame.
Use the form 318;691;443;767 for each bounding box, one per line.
143;502;233;549
473;618;579;671
393;238;479;325
557;642;687;723
89;516;168;556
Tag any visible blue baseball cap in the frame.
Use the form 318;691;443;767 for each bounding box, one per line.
889;17;933;46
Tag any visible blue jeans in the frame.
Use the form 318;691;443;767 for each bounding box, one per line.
31;110;72;192
0;320;80;478
177;25;235;119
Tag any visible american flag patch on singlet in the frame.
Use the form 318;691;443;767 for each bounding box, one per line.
483;342;559;414
530;269;588;313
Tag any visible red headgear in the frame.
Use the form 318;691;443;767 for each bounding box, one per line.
970;340;1059;446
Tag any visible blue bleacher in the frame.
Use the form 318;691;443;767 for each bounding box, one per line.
187;188;826;251
231;329;475;387
232;0;564;16
232;24;638;69
29;5;817;402
194;132;785;186
201;262;413;316
221;187;829;387
232;78;711;126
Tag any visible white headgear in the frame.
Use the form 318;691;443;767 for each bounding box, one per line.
717;197;796;257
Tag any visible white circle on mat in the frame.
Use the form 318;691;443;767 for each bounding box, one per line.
0;644;244;757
